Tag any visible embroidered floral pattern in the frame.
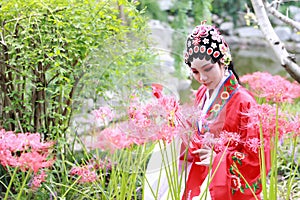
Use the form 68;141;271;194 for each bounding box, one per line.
197;72;239;134
229;152;261;195
193;37;201;46
232;151;246;165
192;24;210;38
212;104;220;112
220;91;230;100
231;175;241;191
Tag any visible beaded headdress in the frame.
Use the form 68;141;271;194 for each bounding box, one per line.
184;21;231;65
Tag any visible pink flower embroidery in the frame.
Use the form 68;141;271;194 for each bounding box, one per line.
203;38;209;44
192;25;210;38
210;28;222;42
192;38;201;46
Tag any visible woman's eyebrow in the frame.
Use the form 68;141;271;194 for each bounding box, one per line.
200;63;211;68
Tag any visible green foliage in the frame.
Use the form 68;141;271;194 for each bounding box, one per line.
136;0;168;22
169;0;191;78
0;0;153;139
192;0;213;25
279;0;300;14
212;0;251;25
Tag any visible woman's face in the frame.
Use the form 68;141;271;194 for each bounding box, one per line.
190;58;225;90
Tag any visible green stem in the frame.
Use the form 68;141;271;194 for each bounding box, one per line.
285;136;298;200
61;176;81;197
171;139;180;199
52;182;94;199
259;118;268;200
158;141;176;200
16;170;31;200
4;167;18;200
270;103;279;199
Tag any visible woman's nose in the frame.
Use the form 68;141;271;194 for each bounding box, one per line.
199;73;208;82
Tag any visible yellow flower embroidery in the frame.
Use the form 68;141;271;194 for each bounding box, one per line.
212;103;220;112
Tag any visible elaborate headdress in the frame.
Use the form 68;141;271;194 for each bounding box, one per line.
184;21;231;65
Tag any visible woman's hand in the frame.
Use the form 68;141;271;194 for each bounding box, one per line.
192;145;216;166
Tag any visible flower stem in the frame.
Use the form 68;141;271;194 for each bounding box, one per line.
285;136;298;200
4;167;18;200
16;170;31;200
259;118;268;200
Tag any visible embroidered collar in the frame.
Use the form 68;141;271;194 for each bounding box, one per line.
199;71;239;133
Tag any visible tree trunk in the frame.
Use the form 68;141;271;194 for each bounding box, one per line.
250;0;300;83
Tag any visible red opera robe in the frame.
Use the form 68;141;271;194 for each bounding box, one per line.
180;72;271;200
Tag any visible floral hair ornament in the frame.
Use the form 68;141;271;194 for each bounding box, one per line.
184;20;231;66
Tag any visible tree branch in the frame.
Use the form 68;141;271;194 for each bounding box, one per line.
266;2;300;31
250;0;300;83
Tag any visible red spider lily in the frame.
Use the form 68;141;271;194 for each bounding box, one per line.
70;165;97;184
242;104;289;148
69;158;115;184
152;83;163;99
0;129;55;173
30;170;47;190
92;106;115;122
241;72;300;103
245;138;261;153
93;85;181;152
285;114;300;137
1;131;54;152
214;131;241;152
94;127;132;152
18;151;55;173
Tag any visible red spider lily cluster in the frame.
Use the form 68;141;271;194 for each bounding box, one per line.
241;72;300;103
92;84;182;152
70;165;97;184
241;103;300;153
0;129;55;173
0;129;55;190
248;104;298;131
92;78;300;155
69;158;113;184
92;106;114;122
187;130;262;154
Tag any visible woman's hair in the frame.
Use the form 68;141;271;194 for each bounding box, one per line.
227;60;241;85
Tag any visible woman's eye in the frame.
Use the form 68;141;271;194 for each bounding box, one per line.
204;66;213;72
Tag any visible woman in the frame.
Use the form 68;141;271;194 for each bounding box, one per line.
145;21;270;200
180;21;272;200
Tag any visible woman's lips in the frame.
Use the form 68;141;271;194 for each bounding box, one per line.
203;82;211;86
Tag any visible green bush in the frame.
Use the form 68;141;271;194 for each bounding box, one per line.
0;0;153;139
